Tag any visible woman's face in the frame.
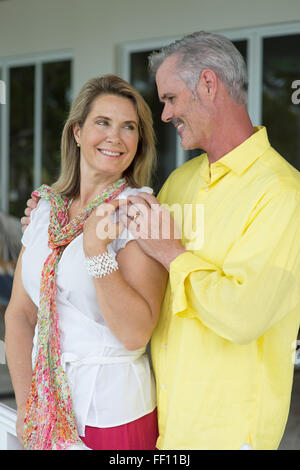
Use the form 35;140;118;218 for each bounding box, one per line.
74;93;139;180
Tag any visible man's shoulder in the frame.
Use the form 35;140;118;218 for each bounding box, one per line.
168;154;204;182
259;146;300;193
158;155;204;203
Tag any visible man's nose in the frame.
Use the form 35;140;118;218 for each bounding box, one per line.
161;104;173;123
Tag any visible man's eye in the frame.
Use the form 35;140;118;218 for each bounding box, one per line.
97;120;109;126
169;97;175;104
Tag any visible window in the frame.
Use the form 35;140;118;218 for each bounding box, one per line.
0;56;72;217
263;33;300;169
9;65;35;217
121;24;300;192
130;50;177;194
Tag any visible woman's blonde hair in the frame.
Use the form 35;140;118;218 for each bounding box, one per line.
52;74;156;197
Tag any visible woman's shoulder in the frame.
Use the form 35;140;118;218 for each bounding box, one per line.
21;198;50;247
31;198;51;221
118;186;153;198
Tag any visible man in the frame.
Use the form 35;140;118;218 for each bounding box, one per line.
23;32;300;450
122;31;300;450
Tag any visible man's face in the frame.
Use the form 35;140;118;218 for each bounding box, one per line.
156;54;211;151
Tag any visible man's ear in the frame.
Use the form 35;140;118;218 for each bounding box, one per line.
197;69;218;100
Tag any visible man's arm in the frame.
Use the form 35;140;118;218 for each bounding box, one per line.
122;190;300;344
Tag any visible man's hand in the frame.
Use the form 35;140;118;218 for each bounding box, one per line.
83;199;126;257
20;195;39;232
120;192;186;271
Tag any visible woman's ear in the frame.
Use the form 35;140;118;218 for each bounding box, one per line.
73;122;81;146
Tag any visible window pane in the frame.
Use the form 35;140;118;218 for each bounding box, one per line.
9;66;34;218
234;40;247;62
263;34;300;170
130;50;177;194
0;67;2;211
42;60;72;185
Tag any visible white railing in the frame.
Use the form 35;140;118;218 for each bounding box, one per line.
0;403;23;450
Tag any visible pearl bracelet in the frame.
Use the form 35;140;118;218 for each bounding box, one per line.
85;251;119;278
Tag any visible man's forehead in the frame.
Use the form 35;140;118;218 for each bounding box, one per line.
156;55;186;97
156;54;179;81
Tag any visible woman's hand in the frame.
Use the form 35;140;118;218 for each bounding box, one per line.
20;195;39;232
83;199;126;257
16;403;26;445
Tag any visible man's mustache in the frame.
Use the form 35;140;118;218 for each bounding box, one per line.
171;118;184;127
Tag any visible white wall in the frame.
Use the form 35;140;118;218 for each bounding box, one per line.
0;0;300;93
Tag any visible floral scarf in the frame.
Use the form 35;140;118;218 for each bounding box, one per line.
23;178;128;450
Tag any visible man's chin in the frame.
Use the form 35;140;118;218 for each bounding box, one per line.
178;136;190;150
179;139;197;151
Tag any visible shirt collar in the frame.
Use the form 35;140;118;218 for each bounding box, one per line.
213;126;271;176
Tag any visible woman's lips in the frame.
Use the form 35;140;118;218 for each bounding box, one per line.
98;149;123;158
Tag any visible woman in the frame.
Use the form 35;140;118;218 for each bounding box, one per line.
5;75;168;450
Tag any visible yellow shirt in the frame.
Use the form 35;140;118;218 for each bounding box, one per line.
151;127;300;450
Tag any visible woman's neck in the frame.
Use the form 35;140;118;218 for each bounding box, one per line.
69;173;124;219
80;175;123;207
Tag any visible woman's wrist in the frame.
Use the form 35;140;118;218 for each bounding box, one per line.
16;402;27;412
85;250;119;279
84;242;108;258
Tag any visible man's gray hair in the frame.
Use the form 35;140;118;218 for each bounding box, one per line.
149;31;248;105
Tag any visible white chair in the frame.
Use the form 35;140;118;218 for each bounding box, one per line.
0;403;23;450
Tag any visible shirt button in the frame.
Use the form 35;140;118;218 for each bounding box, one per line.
161;384;166;389
205;186;209;192
163;343;167;349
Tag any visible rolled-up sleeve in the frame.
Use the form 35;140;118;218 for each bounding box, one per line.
170;190;300;344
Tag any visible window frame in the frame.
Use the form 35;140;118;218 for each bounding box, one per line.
0;51;73;213
119;21;300;169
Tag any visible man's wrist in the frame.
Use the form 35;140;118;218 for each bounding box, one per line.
161;244;187;271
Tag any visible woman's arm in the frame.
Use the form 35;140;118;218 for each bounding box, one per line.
83;200;168;350
4;246;38;442
91;240;168;350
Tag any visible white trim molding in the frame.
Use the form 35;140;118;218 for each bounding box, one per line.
0;403;23;450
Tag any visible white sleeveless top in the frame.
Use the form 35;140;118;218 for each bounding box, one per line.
21;186;156;437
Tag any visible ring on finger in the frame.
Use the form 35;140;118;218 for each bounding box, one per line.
132;211;140;223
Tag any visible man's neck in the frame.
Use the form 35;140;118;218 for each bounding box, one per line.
206;105;254;165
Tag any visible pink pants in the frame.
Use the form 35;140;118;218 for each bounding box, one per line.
80;408;158;450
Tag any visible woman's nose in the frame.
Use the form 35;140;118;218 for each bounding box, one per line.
105;126;121;143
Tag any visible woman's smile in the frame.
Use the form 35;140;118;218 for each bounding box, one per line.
97;148;124;158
